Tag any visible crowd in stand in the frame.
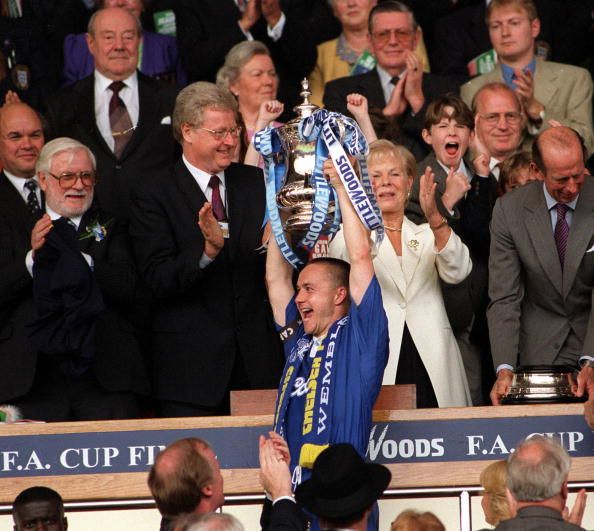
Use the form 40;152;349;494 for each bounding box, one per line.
1;1;594;527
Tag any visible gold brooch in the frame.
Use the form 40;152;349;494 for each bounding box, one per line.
407;239;419;250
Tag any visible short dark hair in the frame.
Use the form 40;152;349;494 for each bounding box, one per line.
368;1;417;34
13;486;64;513
148;438;213;518
305;257;350;290
532;127;586;175
424;93;474;131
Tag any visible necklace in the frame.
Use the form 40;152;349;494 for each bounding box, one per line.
384;224;402;232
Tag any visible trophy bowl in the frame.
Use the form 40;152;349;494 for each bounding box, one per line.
501;365;586;405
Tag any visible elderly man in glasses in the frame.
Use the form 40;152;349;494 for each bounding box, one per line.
323;0;459;161
1;136;149;421
130;81;283;418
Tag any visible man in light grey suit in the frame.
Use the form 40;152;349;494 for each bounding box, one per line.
495;435;585;531
488;126;594;404
460;0;593;156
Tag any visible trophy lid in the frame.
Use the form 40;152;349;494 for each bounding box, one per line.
288;78;319;125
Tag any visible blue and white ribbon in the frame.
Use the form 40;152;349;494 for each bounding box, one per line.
254;109;383;268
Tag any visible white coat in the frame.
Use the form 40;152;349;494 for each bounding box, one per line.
329;217;473;407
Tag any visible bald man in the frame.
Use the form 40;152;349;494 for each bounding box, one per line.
488;126;594;404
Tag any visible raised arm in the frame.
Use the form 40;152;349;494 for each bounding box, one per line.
323;159;373;305
265;224;294;327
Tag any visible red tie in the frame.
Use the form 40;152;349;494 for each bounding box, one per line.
554;203;570;268
209;175;227;221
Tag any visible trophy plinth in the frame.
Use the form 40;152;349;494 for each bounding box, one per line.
501;365;586;404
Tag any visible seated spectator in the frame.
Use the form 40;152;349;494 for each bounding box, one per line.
479;460;514;528
323;1;459;161
461;0;594;156
12;486;67;531
173;512;244;531
63;0;186;86
498;152;539;194
148;438;225;531
330;139;472;407
497;435;587;530
391;509;445;531
308;0;430;108
216;41;284;166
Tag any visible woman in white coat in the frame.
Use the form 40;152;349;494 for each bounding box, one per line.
329;140;472;407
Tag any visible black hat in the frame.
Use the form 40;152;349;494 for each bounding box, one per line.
295;444;391;520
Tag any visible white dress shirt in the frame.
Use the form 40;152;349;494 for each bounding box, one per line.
3;171;41;204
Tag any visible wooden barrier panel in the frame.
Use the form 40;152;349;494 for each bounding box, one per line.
0;403;592;505
230;384;417;415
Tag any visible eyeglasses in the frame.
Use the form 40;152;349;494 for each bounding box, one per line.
197;126;243;141
479;112;522;126
48;171;96;188
371;29;414;47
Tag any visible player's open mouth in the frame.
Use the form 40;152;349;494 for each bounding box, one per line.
445;142;459;156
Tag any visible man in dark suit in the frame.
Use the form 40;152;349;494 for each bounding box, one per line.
496;435;584;531
173;0;316;120
488;126;594;405
323;0;459;161
45;6;178;220
0;102;46;406
1;136;148;420
130;81;283;417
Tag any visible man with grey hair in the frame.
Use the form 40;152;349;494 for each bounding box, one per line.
130;81;283;418
46;6;178;221
5;136;148;421
497;435;584;530
323;0;459;160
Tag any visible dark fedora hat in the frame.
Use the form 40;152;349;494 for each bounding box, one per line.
295;443;391;520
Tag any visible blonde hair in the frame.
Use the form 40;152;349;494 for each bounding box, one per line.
368;139;416;180
480;460;512;525
216;40;272;90
391;509;445;531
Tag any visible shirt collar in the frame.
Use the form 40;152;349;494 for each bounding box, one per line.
543;182;578;211
376;65;395;90
182;154;226;193
501;58;536;89
436;159;472;182
3;170;38;194
94;69;138;94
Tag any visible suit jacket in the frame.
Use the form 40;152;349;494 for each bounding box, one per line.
129;159;284;406
45;72;179;220
173;0;316;120
329;218;472;407
62;30;187;87
260;498;308;531
0;179;149;402
323;68;460;161
495;506;584;531
487;177;594;369
460;58;594;155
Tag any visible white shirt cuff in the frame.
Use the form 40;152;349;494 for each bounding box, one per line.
272;495;295;505
267;11;286;42
496;364;514;374
579;356;594;368
238;21;253;40
25;249;34;277
81;252;94;271
199;252;214;269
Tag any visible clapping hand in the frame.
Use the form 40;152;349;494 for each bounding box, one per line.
30;214;53;255
197;203;224;259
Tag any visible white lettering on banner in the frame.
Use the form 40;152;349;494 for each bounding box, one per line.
128;445;167;466
466;431;585;456
367;425;445;461
59;447;120;469
317;326;339;435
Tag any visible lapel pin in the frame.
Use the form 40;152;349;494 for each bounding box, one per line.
407;239;419;251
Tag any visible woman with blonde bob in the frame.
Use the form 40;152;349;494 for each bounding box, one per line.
479;460;513;528
329;139;472;407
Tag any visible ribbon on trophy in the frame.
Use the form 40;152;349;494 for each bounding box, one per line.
254;109;383;268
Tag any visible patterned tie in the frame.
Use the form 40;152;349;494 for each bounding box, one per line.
554;203;570;268
109;80;134;159
209;175;227;221
390;76;399;86
24;179;42;218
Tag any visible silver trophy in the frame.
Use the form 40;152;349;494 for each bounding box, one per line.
501;365;585;404
275;79;343;233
